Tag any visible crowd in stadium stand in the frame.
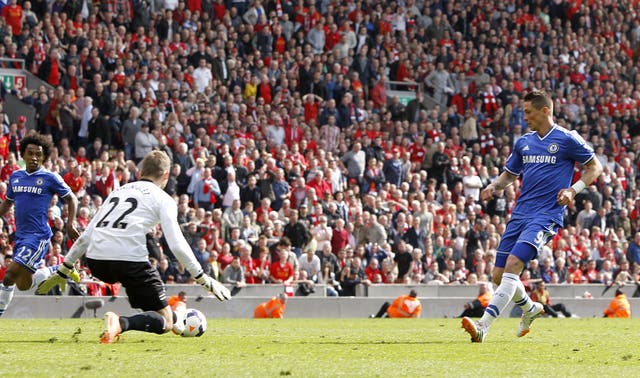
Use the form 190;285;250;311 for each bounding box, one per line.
1;0;640;297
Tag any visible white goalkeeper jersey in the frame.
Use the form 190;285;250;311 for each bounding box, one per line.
67;179;203;277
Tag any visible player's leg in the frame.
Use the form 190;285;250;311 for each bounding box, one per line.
11;239;53;290
477;253;528;326
116;306;173;335
0;268;16;317
0;240;51;316
0;264;37;316
491;266;504;286
92;259;179;343
461;220;521;342
503;247;535;314
511;222;558;336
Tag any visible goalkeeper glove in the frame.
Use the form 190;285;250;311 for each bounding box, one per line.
36;263;80;295
195;273;231;301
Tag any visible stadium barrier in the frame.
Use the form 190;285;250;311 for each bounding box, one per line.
14;283;636;299
4;295;639;319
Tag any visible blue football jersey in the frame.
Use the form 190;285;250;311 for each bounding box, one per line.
504;125;594;226
6;168;72;240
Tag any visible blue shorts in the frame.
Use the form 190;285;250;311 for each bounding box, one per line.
13;238;51;273
495;218;559;268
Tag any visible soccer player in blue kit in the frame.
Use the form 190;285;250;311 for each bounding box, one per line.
0;132;79;316
462;91;603;342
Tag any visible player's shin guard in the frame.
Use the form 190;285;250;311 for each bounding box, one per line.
479;272;520;328
120;311;166;335
0;283;15;316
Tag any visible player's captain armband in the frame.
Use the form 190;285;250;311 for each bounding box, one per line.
571;180;586;194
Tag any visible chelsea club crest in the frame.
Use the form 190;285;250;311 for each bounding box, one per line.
35;178;44;186
547;143;559;154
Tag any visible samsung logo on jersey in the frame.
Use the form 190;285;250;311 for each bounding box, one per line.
523;155;557;164
13;186;43;194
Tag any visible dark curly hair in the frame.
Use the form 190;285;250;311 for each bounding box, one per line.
19;132;52;159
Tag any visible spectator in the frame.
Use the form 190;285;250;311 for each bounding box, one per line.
298;247;321;283
193;167;221;212
627;232;640;266
425;61;454;110
283;209;310;257
192;59;213;94
121;107;143;161
222;256;246;288
134;124;158;162
221;170;242;209
341;142;366;186
311;215;333;253
393;242;413;284
269;241;294;285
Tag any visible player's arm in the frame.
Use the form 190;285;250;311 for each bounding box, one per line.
36;211;98;294
480;171;518;201
61;192;80;240
160;203;231;301
557;158;603;206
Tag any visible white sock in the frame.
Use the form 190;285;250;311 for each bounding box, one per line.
480;272;520;328
0;283;16;316
512;276;535;313
29;266;54;290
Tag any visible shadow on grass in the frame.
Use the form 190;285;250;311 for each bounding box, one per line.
286;340;449;345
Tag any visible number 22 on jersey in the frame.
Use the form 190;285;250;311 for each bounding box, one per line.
95;197;138;229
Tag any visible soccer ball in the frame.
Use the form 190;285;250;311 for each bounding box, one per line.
180;308;207;337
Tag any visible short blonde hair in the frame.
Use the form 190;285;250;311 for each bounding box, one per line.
139;151;170;179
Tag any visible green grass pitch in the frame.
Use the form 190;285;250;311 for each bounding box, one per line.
1;318;639;377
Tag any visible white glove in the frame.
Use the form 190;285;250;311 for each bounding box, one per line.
36;263;80;295
196;273;231;301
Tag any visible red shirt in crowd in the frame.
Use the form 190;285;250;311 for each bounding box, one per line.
331;227;349;254
63;172;84;194
240;256;257;284
0;134;9;160
307;177;332;199
0;162;19;182
365;266;381;282
269;261;294;283
1;3;23;36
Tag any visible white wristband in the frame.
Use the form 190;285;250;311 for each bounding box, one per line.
571;180;586;194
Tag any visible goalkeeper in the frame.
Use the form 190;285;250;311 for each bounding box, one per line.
38;151;231;343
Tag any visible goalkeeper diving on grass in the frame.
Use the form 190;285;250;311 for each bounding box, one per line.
38;150;231;343
461;91;602;343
